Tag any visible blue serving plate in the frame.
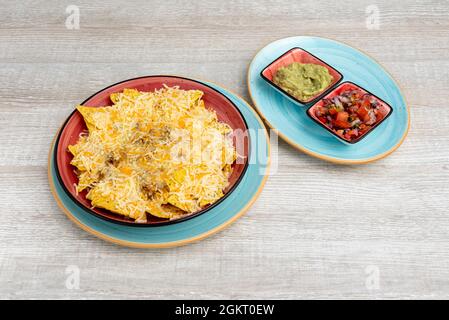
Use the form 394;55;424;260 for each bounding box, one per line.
248;36;409;164
48;80;270;248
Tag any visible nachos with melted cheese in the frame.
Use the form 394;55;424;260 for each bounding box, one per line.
68;86;236;222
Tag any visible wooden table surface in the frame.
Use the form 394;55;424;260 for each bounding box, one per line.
1;0;449;299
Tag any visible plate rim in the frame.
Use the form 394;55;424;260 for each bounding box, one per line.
54;75;250;227
247;35;410;165
48;78;271;248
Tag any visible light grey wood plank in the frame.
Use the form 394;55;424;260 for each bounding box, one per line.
1;0;449;300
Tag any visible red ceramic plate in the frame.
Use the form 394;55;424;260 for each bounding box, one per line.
55;76;249;226
261;47;343;104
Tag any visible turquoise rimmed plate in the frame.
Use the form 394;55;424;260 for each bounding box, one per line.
48;81;269;248
248;36;410;164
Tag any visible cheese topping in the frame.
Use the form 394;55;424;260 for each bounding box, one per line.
69;86;236;222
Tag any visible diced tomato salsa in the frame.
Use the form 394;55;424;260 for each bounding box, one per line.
313;87;388;142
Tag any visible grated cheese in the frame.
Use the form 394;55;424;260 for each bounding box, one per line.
68;86;236;222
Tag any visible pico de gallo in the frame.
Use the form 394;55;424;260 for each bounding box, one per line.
313;88;387;142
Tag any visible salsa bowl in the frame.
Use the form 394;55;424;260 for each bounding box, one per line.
307;81;393;145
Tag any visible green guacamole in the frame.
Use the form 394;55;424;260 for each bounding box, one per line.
273;62;333;101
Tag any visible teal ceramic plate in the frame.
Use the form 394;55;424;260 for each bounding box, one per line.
49;81;270;248
248;36;410;164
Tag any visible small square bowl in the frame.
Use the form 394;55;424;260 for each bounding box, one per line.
307;81;394;145
260;47;343;105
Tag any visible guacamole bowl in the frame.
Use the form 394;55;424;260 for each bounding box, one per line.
260;47;343;105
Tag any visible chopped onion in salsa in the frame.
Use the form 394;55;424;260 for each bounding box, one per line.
314;88;386;142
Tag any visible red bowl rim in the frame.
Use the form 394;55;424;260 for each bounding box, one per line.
306;81;394;144
260;47;344;105
54;75;250;227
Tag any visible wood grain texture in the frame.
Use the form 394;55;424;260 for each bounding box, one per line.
1;0;449;299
